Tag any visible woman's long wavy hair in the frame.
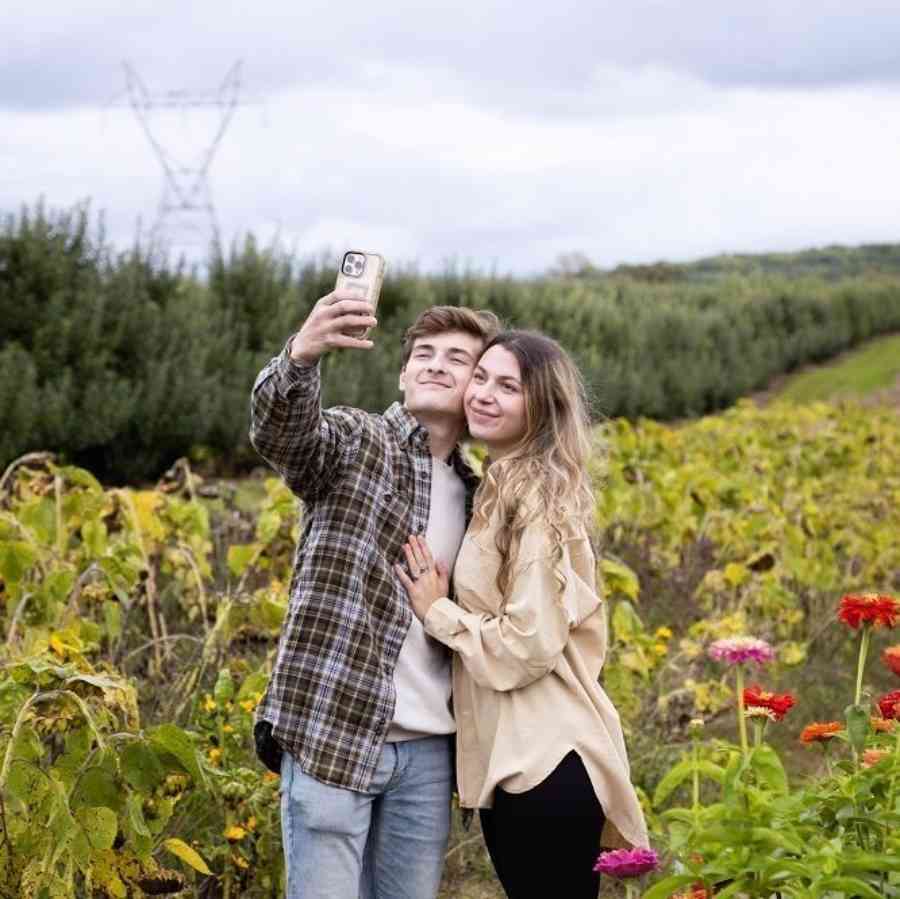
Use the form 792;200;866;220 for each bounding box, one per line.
471;330;600;597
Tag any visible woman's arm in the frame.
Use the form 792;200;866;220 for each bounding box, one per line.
423;549;599;692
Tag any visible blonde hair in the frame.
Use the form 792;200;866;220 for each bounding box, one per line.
472;330;599;597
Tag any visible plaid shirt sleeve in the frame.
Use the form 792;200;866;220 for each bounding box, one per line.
249;339;363;500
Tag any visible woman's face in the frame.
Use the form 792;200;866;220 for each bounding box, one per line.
464;345;527;457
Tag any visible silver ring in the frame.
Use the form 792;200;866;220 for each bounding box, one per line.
410;567;420;579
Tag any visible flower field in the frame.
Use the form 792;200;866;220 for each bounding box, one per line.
597;399;900;898
0;396;898;897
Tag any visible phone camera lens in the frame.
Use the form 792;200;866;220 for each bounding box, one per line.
344;263;354;274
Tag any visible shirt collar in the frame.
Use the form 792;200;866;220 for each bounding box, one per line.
383;401;480;490
383;401;424;445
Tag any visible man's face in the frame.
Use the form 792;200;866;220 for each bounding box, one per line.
399;330;484;421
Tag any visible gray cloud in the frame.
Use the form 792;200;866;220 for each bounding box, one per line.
4;1;900;114
4;2;900;274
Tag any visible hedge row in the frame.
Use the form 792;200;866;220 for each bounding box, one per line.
2;202;899;482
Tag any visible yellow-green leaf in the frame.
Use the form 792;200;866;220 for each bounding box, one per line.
611;600;645;642
780;641;807;666
131;490;166;541
723;562;749;587
163;837;212;875
227;543;261;577
600;557;640;600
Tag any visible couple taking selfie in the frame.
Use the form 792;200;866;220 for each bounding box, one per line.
249;251;648;899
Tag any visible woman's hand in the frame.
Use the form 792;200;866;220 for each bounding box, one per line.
394;535;449;622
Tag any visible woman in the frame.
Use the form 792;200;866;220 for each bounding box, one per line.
395;330;649;899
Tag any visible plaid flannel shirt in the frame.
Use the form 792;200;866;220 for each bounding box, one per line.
249;342;479;791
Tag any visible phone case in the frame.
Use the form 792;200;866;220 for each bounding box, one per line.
335;250;385;338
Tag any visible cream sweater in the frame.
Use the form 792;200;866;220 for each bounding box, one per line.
387;457;465;741
424;488;649;850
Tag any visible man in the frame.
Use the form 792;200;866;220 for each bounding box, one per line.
249;291;500;899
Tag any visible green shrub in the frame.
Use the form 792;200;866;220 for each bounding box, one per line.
3;200;900;482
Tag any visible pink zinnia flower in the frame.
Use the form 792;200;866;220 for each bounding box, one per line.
708;637;775;666
593;847;660;879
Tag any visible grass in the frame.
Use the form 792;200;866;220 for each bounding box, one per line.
778;332;900;403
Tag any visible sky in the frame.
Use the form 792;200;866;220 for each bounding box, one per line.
4;1;900;274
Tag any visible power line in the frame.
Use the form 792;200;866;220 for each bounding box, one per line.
120;60;248;259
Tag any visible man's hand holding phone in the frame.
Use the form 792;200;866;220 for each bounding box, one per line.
289;293;378;366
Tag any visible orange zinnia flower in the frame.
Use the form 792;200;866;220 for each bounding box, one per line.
883;645;900;677
877;690;900;720
837;593;899;629
871;717;896;733
800;721;844;743
743;684;796;721
862;749;888;768
672;889;710;899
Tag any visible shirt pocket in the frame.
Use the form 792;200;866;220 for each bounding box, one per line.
373;483;414;556
559;570;602;628
452;533;505;616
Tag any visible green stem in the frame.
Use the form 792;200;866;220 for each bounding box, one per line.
735;666;749;759
691;738;700;820
0;693;39;792
218;712;226;766
821;741;833;778
223;808;233;899
753;719;764;747
54;474;66;557
854;625;871;708
888;725;900;810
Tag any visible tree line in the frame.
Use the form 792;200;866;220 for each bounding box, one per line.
3;201;899;483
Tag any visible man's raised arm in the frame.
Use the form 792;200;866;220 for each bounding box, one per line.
249;293;377;499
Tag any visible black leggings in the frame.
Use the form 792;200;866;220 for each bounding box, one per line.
479;751;606;899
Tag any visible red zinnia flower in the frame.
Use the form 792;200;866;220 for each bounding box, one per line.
743;684;796;721
800;721;844;743
877;690;900;720
883;645;900;677
837;593;899;629
673;888;710;899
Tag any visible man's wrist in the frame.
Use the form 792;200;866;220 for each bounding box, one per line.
288;334;320;367
276;337;321;395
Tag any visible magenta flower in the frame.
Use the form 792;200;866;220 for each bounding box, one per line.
708;636;775;666
593;847;660;878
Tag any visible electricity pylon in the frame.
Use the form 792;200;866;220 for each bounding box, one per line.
122;61;245;260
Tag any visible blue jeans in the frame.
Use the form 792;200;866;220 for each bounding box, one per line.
280;735;453;899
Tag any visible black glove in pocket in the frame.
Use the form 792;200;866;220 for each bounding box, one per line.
254;719;284;775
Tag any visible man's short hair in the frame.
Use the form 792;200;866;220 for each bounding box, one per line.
401;306;501;366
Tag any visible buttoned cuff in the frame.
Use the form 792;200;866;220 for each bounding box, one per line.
424;597;467;644
276;336;320;395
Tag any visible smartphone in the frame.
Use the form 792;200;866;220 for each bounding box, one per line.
335;250;386;338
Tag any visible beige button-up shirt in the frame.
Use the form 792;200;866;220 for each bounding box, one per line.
424;490;649;850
